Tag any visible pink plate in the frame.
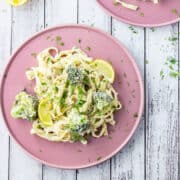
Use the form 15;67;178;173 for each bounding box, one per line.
97;0;180;27
0;25;144;169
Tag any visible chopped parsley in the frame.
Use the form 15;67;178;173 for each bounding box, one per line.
60;42;64;46
160;70;165;79
86;46;91;51
96;156;102;161
150;27;155;32
77;38;81;43
145;60;149;64
56;36;62;41
31;52;37;58
128;26;138;34
133;112;138;118
171;8;178;15
140;12;144;17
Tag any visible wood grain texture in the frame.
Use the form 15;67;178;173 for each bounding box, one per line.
0;1;11;180
146;24;179;180
111;20;145;180
43;1;78;179
9;1;44;180
77;1;110;179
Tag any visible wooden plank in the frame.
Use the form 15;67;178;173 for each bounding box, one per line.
146;24;179;180
111;20;145;180
77;1;111;179
0;1;11;180
9;1;44;180
43;1;77;179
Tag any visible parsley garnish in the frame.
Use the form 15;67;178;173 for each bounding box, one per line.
133;112;138;118
150;27;155;32
140;12;144;17
77;38;81;43
160;70;165;79
56;36;62;41
86;46;91;51
128;26;138;34
96;156;102;161
31;52;37;58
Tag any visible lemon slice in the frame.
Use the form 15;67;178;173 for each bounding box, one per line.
91;59;115;83
38;98;53;126
5;0;27;6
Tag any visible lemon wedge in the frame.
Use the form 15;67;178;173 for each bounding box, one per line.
5;0;27;6
38;98;53;126
91;59;115;83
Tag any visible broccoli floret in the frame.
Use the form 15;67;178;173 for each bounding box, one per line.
11;91;38;121
69;109;90;137
93;91;113;110
66;65;85;85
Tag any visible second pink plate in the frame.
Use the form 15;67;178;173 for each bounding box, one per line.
1;25;144;169
97;0;180;27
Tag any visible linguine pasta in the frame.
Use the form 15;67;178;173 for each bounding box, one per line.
13;47;121;144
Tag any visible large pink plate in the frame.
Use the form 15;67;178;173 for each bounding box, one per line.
97;0;180;27
0;25;144;169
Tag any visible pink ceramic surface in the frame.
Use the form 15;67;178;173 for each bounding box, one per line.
0;25;144;169
97;0;180;27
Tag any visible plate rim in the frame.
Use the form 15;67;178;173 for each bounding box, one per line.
96;0;180;27
0;24;144;169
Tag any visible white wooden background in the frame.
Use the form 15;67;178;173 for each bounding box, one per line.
0;0;179;180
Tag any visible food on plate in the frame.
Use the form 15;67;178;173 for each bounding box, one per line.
11;47;121;144
113;0;160;11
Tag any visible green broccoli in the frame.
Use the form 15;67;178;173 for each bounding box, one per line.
11;91;38;121
66;65;85;85
69;109;90;141
93;91;113;110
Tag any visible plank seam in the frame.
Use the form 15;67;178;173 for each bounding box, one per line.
8;6;13;180
144;27;147;180
178;22;180;180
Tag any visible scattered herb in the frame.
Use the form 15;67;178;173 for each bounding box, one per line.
168;36;178;45
47;57;51;63
140;12;144;17
96;156;102;161
160;70;165;79
169;71;180;78
86;46;91;51
133;112;138;118
108;136;112;140
77;38;81;43
41;82;46;86
56;36;62;42
31;52;37;58
150;27;155;32
39;149;42;152
91;23;95;27
168;36;178;42
145;60;149;64
127;82;130;87
162;57;180;79
88;158;91;162
171;8;178;15
60;42;64;46
128;26;138;34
